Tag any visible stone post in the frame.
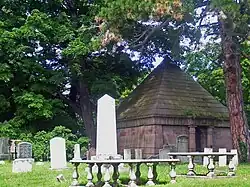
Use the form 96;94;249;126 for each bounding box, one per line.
188;126;196;152
124;149;132;160
134;149;142;159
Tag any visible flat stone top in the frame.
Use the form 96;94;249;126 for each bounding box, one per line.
70;158;180;164
168;152;236;156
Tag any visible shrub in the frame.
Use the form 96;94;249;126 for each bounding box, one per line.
13;126;89;161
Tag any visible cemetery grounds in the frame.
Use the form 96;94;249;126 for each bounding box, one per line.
0;162;250;187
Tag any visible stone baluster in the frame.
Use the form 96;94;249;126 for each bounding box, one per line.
169;162;177;184
207;155;215;178
70;163;80;186
112;163;120;187
187;156;196;176
96;163;103;187
146;163;155;186
86;163;94;187
103;165;112;187
228;156;236;176
135;163;141;184
152;163;158;182
129;163;138;187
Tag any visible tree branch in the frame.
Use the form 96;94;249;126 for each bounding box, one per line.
130;19;171;50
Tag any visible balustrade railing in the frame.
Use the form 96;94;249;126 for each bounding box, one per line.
69;159;180;187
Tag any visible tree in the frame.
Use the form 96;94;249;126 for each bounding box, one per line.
100;0;250;160
0;1;147;145
186;42;250;127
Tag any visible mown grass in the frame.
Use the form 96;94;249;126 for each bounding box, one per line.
0;161;250;187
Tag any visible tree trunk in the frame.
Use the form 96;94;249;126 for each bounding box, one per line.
220;17;249;161
59;79;96;148
78;81;96;148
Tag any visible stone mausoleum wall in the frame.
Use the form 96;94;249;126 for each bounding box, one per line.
117;119;233;158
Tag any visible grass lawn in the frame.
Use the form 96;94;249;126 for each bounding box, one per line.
0;161;250;187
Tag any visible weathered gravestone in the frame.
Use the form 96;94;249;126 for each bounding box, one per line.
72;144;82;161
124;149;131;160
0;137;10;160
17;142;32;158
12;142;34;173
159;145;176;159
219;148;227;167
203;147;213;166
135;149;143;159
50;137;67;169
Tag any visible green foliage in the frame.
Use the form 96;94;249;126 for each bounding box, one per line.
0;0;146;139
185;42;250;127
239;141;248;163
16;126;89;161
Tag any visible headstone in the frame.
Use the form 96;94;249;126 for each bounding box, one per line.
72;144;82;161
17;142;32;158
219;148;227;167
231;149;238;166
50;137;67;169
123;149;131;160
159;147;170;159
12;142;34;173
94;94;122;160
0;137;10;160
177;136;189;162
12;158;33;173
135;149;142;159
203;147;213;166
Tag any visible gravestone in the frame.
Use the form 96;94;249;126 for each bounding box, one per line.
135;149;143;159
219;148;227;167
50;137;67;169
12;142;34;173
159;145;176;159
72;144;82;161
0;137;10;160
203;147;213;166
124;149;131;160
17;142;32;158
177;136;189;162
231;149;238;166
159;147;170;159
93;94;122;160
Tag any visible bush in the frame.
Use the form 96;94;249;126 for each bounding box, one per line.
15;126;89;161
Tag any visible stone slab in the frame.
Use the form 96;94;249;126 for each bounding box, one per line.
219;148;227;167
203;148;213;166
12;158;34;173
50;137;67;169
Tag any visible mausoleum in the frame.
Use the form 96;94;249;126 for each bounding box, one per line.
117;60;232;158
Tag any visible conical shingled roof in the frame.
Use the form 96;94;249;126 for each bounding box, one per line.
117;61;229;122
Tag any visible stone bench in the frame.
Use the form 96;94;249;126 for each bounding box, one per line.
69;158;180;187
168;152;236;178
